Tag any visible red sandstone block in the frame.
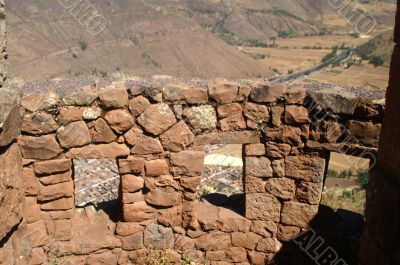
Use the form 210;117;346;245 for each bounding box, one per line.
34;159;72;175
118;157;145;175
145;159;169;177
280;202;318;228
121;175;144;193
23;167;39;196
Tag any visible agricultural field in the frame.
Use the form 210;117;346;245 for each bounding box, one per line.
301;64;390;90
321;152;371;215
239;46;331;75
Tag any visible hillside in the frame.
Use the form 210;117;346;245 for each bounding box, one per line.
356;30;394;66
5;0;396;81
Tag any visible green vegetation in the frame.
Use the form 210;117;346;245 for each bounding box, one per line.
350;32;360;38
369;55;384;67
249;53;267;60
142;52;161;68
329;69;343;75
278;28;295;38
322;169;370;215
146;247;172;265
303;45;323;49
91;68;108;78
327;169;353;179
321;188;366;215
204;19;239;46
129;36;140;46
321;46;338;63
246;8;304;22
243;39;269;48
357;170;370;189
272;8;304;21
319;28;328;36
272;68;280;74
192;8;216;15
78;38;88;51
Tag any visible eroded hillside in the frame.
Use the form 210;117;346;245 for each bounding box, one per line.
6;0;396;81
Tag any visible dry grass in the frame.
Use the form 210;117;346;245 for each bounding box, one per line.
274;35;367;49
240;46;330;74
321;187;366;215
302;64;389;90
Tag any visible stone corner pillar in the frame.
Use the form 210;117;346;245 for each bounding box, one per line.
359;2;400;265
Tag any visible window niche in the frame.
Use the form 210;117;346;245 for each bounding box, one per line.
198;144;244;213
73;158;121;208
322;152;371;215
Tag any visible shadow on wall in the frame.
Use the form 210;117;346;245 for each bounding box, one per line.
201;193;245;216
274;204;364;265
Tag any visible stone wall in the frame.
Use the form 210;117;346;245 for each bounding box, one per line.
359;3;400;265
0;0;24;243
7;78;383;264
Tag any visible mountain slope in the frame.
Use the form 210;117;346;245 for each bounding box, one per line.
356;30;394;66
5;0;396;81
7;0;276;80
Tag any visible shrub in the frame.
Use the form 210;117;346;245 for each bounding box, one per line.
146;248;172;265
78;39;88;51
357;171;370;189
321;47;338;63
369;56;384;67
278;28;295;38
244;39;269;48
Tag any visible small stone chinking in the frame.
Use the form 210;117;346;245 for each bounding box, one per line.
0;77;383;264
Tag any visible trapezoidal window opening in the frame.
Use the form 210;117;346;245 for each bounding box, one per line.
321;151;371;216
73;158;121;211
198;144;244;214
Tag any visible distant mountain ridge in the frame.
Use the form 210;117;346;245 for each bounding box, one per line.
5;0;396;81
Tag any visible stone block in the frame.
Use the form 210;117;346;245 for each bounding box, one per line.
138;103;177;135
183;105;217;133
281;202;318;228
145;159;170;177
118;157;145;175
250;83;286;103
19;135;62;160
98;85;129;109
245;193;280;221
163;83;208;104
105;109;135;134
22;113;58;135
57;121;91;148
121;175;144;193
245;156;273;177
208;78;250;103
170;151;204;176
160;121;194;152
66;143;130;158
194;131;260;145
265;177;295;200
128;96;150;117
285;155;325;183
34;159;72;175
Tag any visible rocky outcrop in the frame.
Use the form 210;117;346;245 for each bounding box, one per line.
0;144;23;239
0;0;24;244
